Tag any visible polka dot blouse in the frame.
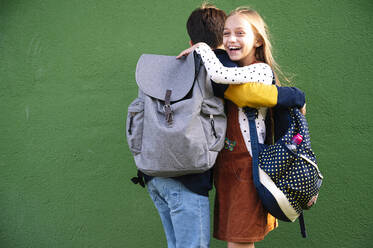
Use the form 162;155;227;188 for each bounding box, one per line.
195;42;274;155
195;42;273;85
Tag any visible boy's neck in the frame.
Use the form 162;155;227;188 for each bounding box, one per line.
216;45;225;50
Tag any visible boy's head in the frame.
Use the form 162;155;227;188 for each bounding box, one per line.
186;4;226;49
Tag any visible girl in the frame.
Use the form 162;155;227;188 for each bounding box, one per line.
178;7;302;248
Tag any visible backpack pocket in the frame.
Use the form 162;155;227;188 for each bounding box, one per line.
201;97;226;152
126;98;144;155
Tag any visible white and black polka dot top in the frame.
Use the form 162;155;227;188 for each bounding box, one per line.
195;42;274;155
195;42;273;85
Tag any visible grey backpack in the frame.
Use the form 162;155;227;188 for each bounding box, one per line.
126;52;227;177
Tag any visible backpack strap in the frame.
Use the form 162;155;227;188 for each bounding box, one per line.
299;212;307;238
194;52;203;78
243;107;308;238
194;52;220;139
243;107;261;191
194;52;214;99
131;170;145;188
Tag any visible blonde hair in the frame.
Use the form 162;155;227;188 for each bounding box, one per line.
228;7;289;85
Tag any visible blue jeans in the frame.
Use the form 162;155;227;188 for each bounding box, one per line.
147;177;210;248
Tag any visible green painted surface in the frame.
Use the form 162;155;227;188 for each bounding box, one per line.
1;0;372;247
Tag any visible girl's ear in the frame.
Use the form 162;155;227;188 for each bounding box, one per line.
255;39;263;47
189;40;194;47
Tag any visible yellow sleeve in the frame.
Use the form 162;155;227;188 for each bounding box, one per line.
224;83;278;108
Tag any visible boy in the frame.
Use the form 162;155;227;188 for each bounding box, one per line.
141;6;230;248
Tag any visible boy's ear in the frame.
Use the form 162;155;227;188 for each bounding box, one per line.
189;40;194;47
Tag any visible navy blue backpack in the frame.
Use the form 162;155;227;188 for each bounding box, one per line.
244;107;323;238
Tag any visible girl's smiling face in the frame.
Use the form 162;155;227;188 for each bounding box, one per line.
223;14;260;66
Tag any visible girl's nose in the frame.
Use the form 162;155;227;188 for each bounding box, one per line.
228;35;237;42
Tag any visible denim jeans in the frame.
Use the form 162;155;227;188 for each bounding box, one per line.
147;177;210;248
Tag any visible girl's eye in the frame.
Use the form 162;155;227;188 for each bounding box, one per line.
223;32;230;36
237;31;245;36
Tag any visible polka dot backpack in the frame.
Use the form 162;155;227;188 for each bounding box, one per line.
244;107;323;238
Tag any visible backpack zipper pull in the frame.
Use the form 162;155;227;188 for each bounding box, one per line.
210;114;217;138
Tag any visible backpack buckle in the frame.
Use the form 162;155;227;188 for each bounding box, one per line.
164;90;173;126
243;107;258;120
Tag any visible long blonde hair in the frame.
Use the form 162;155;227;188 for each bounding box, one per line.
228;7;289;85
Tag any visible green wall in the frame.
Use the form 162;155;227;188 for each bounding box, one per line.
1;0;372;247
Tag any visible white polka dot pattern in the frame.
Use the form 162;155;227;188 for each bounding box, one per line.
238;107;268;156
195;42;273;85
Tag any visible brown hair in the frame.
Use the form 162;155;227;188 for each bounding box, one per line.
228;7;289;85
186;4;227;49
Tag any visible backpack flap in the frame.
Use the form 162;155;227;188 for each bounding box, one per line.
135;52;196;102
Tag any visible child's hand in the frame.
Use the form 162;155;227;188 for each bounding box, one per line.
300;103;306;115
176;42;204;59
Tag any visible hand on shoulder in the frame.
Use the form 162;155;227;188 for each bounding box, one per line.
176;42;206;59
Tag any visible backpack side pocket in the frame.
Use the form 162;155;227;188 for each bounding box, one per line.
126;98;144;155
201;97;227;152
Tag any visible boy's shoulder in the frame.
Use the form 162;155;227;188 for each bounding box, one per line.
210;49;235;98
213;49;237;67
